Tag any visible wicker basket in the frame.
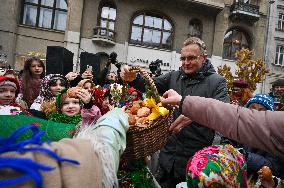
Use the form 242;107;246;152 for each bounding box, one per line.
121;66;174;160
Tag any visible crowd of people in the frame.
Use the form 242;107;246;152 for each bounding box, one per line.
0;37;283;188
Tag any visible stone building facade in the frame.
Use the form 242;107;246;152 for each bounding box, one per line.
0;0;268;89
264;0;284;93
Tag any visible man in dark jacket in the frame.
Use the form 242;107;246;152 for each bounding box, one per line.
121;37;229;187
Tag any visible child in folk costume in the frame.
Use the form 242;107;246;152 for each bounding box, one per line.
48;87;101;127
76;80;111;116
184;144;248;188
19;57;45;108
94;87;112;115
184;144;283;188
0;76;30;115
128;87;142;102
77;78;95;91
30;74;69;111
244;94;284;187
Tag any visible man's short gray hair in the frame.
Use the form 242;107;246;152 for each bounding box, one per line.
183;37;207;56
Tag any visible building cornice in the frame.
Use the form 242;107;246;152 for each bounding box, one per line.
186;0;225;10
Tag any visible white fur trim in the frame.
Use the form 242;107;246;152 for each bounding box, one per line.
76;125;118;188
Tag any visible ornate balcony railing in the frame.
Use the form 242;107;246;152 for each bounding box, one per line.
92;26;116;46
230;2;260;24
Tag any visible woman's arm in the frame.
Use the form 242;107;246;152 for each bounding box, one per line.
181;96;284;159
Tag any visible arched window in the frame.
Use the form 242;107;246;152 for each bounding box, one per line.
130;13;173;49
96;1;117;39
188;18;202;39
223;28;250;59
22;0;68;31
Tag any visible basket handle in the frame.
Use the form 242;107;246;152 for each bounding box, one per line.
121;66;160;103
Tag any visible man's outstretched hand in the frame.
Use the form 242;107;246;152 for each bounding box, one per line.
169;114;192;134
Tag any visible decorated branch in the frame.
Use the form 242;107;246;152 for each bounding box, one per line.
218;48;268;93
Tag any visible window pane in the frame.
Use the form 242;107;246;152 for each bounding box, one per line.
133;15;143;25
224;31;232;41
143;28;152;44
152;30;161;46
164;20;172;30
153;17;162;29
25;0;39;3
109;8;116;20
101;7;110;18
108;30;114;38
101;7;116;20
23;4;37;26
189;23;202;38
145;16;154;27
54;10;67;30
275;52;279;64
279;54;283;65
143;29;161;47
162;32;171;45
41;0;54;7
109;21;114;30
39;8;53;28
280;46;283;54
100;20;107;28
56;0;67;9
100;28;106;36
130;26;142;43
145;16;163;29
130;14;173;49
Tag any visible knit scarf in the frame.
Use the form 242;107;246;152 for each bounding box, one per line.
48;112;82;125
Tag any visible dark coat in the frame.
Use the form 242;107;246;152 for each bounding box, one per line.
132;60;230;179
246;147;284;179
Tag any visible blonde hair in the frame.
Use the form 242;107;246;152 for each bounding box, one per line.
41;100;56;116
